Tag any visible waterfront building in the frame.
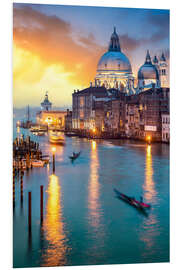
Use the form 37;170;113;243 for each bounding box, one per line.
37;93;68;129
104;95;126;134
125;98;142;138
41;92;52;111
72;86;121;131
65;109;72;131
162;114;170;142
95;27;135;95
36;110;67;129
126;87;169;141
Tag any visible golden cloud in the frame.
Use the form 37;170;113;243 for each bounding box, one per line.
13;6;105;87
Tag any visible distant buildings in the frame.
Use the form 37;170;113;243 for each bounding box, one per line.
72;27;170;142
37;92;71;130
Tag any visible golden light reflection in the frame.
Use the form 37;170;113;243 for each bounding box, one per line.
139;145;158;255
92;140;96;150
143;145;156;202
17;126;20;134
42;174;67;266
88;140;100;228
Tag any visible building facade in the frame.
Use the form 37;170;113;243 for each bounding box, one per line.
162;114;170;142
72;86;122;131
71;28;169;142
36;110;67;129
65;109;72;131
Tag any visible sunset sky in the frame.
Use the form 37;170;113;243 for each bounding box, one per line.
13;3;169;108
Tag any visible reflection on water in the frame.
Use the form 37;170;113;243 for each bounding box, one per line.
140;145;158;258
143;145;157;202
87;140;106;261
13;122;169;266
41;174;67;266
88;140;100;228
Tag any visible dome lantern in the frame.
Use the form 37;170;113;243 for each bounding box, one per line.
145;50;152;64
108;26;121;52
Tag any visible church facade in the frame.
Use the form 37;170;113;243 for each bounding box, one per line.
95;27;135;95
94;27;169;94
72;28;169;141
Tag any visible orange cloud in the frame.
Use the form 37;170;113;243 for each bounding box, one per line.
13;6;105;89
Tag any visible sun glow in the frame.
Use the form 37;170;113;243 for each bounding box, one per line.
13;44;82;107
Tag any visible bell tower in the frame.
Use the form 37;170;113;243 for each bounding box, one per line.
159;52;168;88
41;91;52;111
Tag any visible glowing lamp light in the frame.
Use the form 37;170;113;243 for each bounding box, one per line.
93;128;96;133
52;146;56;153
146;135;152;144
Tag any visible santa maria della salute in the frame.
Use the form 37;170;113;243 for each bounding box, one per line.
94;27;168;94
72;27;169;142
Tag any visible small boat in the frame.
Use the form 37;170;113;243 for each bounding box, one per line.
48;130;65;145
114;188;151;209
30;125;47;133
37;131;45;136
69;151;81;161
65;132;78;137
31;160;45;167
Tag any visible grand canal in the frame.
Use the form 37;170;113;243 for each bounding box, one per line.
13;124;169;267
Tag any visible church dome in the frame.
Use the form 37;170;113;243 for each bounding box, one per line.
138;50;159;80
97;51;132;72
97;27;132;73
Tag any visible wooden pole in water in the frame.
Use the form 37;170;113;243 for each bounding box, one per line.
53;153;55;173
40;185;43;224
20;174;23;203
28;192;32;232
13;175;15;208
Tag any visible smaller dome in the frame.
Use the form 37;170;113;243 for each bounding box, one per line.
138;64;159;80
138;50;159;80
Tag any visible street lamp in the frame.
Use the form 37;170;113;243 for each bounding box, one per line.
52;146;56;173
146;135;151;145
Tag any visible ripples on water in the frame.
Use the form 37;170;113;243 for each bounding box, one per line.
13;125;169;267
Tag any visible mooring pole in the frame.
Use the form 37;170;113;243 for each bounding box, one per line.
53;152;55;173
40;185;43;224
13;175;15;208
20;174;23;204
28;192;32;233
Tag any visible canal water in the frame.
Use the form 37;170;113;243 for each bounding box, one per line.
13;122;169;267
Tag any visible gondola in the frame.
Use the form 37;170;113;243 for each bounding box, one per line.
69;151;81;161
114;188;151;210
